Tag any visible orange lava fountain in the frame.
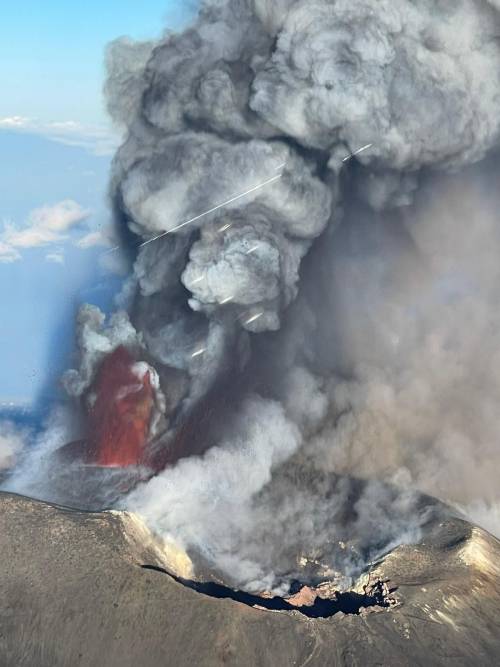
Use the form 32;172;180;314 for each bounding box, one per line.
85;346;155;467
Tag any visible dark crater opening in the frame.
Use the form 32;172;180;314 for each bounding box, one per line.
140;565;393;618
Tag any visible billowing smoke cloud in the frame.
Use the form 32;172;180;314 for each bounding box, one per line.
9;0;500;592
251;0;500;170
126;395;305;591
3;408;79;496
63;304;141;398
298;166;500;510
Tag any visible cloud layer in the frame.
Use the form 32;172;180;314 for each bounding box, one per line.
0;116;119;156
0;200;90;262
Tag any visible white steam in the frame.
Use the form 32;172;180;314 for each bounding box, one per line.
0;421;28;471
63;304;141;399
3;407;79;497
126;395;302;591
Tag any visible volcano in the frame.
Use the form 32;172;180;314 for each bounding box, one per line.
1;489;500;666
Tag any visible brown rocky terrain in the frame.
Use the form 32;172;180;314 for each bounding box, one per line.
1;490;500;666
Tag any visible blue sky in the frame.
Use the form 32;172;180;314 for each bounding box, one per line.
0;1;193;126
0;1;195;406
0;131;121;405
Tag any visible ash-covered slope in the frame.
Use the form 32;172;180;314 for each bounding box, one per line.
1;490;499;667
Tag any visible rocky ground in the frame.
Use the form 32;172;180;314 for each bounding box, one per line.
0;490;499;666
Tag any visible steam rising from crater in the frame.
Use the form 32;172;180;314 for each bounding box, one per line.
7;0;500;592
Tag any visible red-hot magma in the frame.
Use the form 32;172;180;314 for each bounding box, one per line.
85;346;154;467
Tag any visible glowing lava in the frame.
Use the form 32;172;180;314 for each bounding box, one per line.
85;346;155;467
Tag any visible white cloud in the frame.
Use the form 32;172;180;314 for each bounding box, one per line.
0;116;120;156
75;230;109;249
0;241;20;263
74;220;120;251
0;200;90;262
0;116;28;129
28;200;90;233
45;252;65;265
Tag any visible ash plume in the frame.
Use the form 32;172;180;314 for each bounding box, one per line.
8;0;500;593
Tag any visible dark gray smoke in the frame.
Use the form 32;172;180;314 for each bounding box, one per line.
23;0;500;592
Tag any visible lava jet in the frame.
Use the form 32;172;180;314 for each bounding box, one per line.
58;346;159;468
53;340;239;509
84;346;156;467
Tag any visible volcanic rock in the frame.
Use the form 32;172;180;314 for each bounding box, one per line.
286;585;318;607
1;491;500;666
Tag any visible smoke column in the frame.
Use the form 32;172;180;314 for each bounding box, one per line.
8;0;500;592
